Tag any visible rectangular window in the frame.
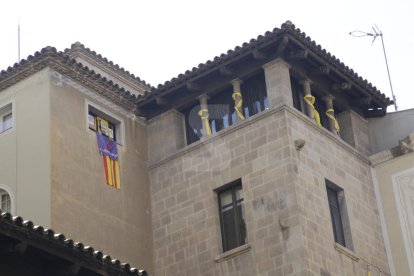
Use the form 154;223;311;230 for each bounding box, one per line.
216;180;246;252
0;102;13;134
325;180;352;248
86;102;124;145
0;192;11;213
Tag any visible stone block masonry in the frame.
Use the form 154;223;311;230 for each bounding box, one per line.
149;106;390;275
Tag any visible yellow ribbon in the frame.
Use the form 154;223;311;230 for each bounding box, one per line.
303;94;322;127
198;108;212;136
325;108;340;133
232;91;245;121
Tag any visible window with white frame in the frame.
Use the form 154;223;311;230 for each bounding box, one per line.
0;189;11;213
0;102;13;134
86;102;124;145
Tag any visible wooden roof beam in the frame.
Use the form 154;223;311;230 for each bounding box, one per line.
219;65;235;76
351;97;371;107
276;35;289;56
288;49;308;59
155;96;168;106
186;82;202;91
252;49;267;60
332;82;352;91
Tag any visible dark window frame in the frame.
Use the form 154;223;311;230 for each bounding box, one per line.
215;179;246;252
325;180;353;248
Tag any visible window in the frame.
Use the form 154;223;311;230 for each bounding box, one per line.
216;180;247;252
0;102;13;134
86;102;124;145
325;180;352;248
183;71;268;145
0;189;11;213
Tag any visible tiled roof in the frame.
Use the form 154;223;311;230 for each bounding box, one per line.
0;212;147;275
136;21;392;107
0;47;140;112
65;42;153;90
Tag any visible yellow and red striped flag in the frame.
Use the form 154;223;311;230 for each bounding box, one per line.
96;132;121;189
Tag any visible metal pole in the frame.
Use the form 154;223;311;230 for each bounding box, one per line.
18;19;20;63
379;32;397;111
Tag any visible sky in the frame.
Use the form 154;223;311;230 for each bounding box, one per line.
0;0;413;111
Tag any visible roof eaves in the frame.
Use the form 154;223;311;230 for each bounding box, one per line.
65;42;154;90
136;20;392;107
0;46;140;110
280;22;392;106
0;212;147;276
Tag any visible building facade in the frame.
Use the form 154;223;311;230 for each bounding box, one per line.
369;109;414;276
0;21;397;275
0;44;154;272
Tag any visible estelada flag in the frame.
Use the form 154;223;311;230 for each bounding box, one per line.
96;133;120;189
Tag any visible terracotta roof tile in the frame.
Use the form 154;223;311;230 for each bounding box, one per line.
65;42;153;89
0;47;140;111
0;211;147;275
137;20;392;107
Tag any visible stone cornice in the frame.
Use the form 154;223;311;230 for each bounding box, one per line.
65;42;152;94
0;47;138;113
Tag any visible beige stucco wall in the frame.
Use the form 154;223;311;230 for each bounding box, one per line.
0;69;51;226
372;152;414;276
48;69;153;272
148;106;390;275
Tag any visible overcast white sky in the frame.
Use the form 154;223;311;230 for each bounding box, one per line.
1;0;413;111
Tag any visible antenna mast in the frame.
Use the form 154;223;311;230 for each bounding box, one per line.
18;18;21;63
349;26;397;111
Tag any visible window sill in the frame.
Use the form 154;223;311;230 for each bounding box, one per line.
334;243;359;261
214;244;251;263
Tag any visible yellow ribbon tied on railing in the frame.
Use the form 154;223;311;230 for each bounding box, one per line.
198;108;212;136
325;108;340;133
232;91;245;121
303;94;322;127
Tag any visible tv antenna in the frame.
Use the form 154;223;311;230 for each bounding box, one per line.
349;25;397;111
18;18;21;63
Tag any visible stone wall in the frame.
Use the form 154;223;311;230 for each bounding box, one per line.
149;106;390;275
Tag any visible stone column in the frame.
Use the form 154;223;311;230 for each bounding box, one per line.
323;95;339;134
300;79;314;119
197;94;211;137
262;58;293;109
336;110;370;155
147;109;185;163
230;78;245;121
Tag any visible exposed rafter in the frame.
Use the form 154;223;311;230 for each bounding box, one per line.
252;49;267;60
186;82;202;91
332;82;352;91
219;66;235;76
276;35;289;56
155;96;168;106
288;49;308;59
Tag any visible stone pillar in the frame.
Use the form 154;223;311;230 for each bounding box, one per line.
197;94;212;137
322;95;339;135
262;58;293;109
230;78;245;121
147;109;185;163
337;110;370;155
300;79;313;119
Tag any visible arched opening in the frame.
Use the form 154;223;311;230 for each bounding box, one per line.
0;188;11;213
